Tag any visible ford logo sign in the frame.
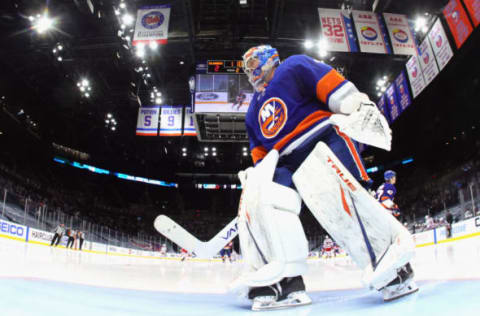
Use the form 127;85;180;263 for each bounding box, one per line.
197;93;219;100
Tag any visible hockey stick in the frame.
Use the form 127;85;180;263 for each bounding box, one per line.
154;215;238;258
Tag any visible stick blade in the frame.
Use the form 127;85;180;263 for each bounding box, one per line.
154;215;203;255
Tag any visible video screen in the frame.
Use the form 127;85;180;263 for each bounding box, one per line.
194;74;254;113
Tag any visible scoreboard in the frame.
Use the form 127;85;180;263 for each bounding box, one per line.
207;60;244;74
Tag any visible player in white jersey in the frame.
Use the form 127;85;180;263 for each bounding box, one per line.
322;236;334;259
160;243;167;256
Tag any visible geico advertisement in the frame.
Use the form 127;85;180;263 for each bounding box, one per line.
29;228;54;243
0;219;27;240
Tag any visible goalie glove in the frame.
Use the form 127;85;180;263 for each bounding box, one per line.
329;102;392;151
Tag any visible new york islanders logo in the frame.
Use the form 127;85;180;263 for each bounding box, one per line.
258;97;287;139
142;11;165;30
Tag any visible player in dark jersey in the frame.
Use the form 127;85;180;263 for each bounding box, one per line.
376;170;400;217
220;241;233;263
234;45;417;310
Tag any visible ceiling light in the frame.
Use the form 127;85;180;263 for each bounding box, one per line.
179;61;184;65
136;48;145;58
377;92;382;97
155;98;162;104
114;9;120;16
415;16;427;32
243;152;248;156
57;56;62;62
182;147;187;152
242;147;247;151
52;49;57;53
105;120;109;123
205;153;209;156
119;3;126;9
149;41;158;50
34;14;54;34
85;93;90;98
111;126;116;131
107;113;112;118
58;45;63;50
204;147;208;151
156;92;162;97
182;153;187;157
82;79;89;86
122;14;134;26
80;86;85;92
212;147;216;151
304;40;314;49
212;152;217;156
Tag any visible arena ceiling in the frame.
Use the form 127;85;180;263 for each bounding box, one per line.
1;0;477;181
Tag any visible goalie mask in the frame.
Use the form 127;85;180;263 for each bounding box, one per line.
242;45;280;92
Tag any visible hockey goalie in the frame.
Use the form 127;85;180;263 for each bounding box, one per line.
232;45;418;311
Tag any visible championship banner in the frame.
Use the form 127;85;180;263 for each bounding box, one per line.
377;94;391;124
132;5;171;46
352;11;391;54
464;0;480;27
405;55;427;98
385;83;401;122
183;107;197;136
136;106;159;136
318;8;358;52
383;13;417;56
394;71;412;112
418;37;440;86
159;106;182;136
428;19;454;71
443;0;473;48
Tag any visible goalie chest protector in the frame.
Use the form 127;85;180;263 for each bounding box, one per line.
246;54;351;164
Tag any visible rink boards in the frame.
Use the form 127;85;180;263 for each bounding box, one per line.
1;216;480;260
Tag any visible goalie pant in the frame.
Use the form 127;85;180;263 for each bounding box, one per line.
269;123;370;190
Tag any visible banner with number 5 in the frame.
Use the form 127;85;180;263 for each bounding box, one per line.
136;106;159;136
318;8;358;52
160;106;183;136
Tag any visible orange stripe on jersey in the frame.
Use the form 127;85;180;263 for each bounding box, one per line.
273;110;332;152
251;145;268;164
333;126;370;182
381;196;390;201
339;185;352;217
316;69;345;104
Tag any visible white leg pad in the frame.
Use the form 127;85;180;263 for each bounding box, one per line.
234;150;308;289
292;142;415;289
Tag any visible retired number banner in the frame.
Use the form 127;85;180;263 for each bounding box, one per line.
464;0;480;27
133;5;171;46
406;55;427;98
352;10;391;54
443;0;473;48
136;106;159;136
183;107;197;136
377;94;391;124
318;8;358;52
385;83;401;122
418;37;440;86
159;106;182;136
394;71;412;113
427;19;454;71
383;13;417;56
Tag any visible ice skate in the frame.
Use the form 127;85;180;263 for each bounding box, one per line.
249;276;312;311
380;263;418;301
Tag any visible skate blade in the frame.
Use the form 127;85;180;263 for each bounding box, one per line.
251;293;312;311
383;286;419;302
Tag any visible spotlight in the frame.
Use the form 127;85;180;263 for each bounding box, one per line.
149;41;158;50
34;14;54;34
155;98;162;104
304;40;314;49
122;14;134;26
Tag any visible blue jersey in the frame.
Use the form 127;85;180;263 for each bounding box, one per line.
245;54;358;164
376;182;398;211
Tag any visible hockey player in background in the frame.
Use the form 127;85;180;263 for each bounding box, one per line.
321;236;334;259
220;241;234;263
376;170;401;218
233;45;417;310
160;243;167;256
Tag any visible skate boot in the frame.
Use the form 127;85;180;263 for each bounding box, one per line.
248;276;312;311
380;263;418;301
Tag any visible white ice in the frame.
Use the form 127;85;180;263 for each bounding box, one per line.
1;235;480;315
